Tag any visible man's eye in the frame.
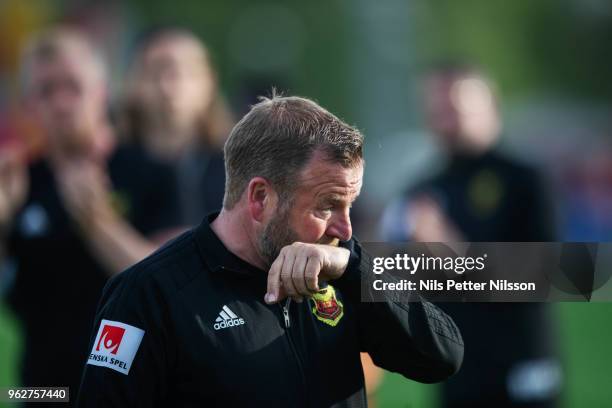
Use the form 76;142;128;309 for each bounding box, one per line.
316;208;333;217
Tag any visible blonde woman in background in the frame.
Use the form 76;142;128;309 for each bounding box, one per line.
122;27;234;226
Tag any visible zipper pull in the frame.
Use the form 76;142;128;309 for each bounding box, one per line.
282;299;291;328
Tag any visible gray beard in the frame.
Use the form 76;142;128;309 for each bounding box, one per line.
259;207;300;268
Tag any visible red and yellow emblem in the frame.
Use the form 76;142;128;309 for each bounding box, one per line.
310;285;343;327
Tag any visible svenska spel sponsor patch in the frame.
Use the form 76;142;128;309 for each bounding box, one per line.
87;319;145;375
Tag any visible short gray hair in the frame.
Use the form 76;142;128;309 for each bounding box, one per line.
223;95;363;209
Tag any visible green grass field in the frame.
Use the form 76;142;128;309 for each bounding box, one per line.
1;302;611;407
376;303;612;408
0;302;21;408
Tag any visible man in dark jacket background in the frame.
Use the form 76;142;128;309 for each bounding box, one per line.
381;64;561;408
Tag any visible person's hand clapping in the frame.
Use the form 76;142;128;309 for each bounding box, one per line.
0;148;28;228
56;160;115;229
408;194;464;242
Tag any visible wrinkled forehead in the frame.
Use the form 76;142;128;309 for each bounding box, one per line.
296;152;364;198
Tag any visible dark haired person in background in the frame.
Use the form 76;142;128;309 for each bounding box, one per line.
78;95;464;407
121;28;234;226
0;27;181;402
381;64;561;408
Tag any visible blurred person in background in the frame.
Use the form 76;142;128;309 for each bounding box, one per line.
380;64;562;408
0;27;181;401
121;28;233;226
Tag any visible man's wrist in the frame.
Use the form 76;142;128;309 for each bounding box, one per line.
331;238;374;301
325;246;350;279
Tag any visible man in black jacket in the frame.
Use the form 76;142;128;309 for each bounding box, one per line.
78;95;464;407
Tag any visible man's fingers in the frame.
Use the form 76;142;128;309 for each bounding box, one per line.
292;255;310;297
266;243;346;304
280;251;299;299
304;257;320;293
265;254;284;304
277;286;288;304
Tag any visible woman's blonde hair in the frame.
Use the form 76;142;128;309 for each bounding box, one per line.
121;28;233;150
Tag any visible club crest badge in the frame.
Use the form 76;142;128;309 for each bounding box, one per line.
310;285;343;327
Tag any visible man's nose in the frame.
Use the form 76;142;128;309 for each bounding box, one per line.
327;210;353;242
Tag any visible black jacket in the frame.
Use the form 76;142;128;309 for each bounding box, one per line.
403;150;559;404
77;214;463;407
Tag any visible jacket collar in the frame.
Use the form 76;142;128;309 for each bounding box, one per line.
194;212;266;277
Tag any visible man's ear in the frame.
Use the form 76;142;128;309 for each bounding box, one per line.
246;177;276;223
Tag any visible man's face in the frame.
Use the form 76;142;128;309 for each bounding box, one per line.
424;73;500;153
258;151;363;266
136;37;214;128
27;49;106;152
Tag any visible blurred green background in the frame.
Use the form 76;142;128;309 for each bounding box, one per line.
1;0;612;407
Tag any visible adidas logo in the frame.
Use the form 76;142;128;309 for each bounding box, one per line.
214;305;245;331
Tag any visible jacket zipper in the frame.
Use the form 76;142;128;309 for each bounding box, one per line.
282;300;291;328
280;299;309;407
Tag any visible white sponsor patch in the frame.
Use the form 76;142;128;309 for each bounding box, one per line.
87;319;145;375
